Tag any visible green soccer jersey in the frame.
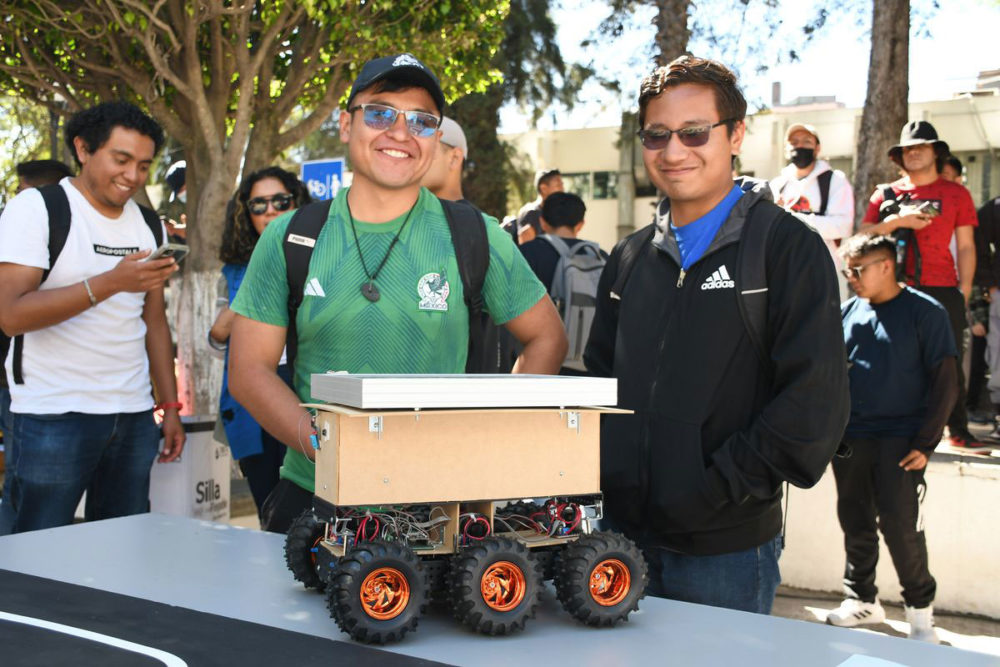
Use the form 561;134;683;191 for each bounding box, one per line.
231;186;546;491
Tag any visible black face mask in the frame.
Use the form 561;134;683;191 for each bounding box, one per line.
790;147;816;169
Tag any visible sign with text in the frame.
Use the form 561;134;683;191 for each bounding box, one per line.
301;158;346;200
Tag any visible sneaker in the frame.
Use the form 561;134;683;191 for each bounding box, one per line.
905;604;941;644
949;431;992;449
826;599;886;627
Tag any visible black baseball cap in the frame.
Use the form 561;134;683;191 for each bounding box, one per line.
347;53;445;115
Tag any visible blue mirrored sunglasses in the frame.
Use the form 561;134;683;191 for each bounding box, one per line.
349;103;441;138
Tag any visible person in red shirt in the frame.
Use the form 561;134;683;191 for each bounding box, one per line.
862;120;984;448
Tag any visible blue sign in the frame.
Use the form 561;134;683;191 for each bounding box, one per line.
301;158;345;200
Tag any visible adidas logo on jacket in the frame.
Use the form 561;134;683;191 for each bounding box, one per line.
701;265;734;290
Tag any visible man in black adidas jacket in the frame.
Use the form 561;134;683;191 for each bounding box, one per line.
584;56;849;614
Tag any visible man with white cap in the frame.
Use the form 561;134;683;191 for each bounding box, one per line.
769;123;854;300
420;116;468;202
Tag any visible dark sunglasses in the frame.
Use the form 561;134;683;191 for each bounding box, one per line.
637;119;734;150
247;193;294;215
348;103;441;137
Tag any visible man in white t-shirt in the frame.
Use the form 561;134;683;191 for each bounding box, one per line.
0;101;185;535
769;123;855;301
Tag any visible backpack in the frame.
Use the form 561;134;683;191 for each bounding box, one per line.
773;169;834;216
281;197;513;377
7;184;163;386
539;235;606;371
608;199;784;366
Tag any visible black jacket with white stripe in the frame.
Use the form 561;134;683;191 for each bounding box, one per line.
585;179;849;556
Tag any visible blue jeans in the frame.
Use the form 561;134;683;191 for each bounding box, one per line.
0;410;160;535
644;536;783;614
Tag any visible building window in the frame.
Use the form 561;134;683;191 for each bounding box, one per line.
593;171;618;200
561;172;591;200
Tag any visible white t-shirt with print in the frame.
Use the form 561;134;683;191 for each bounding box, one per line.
0;178;163;414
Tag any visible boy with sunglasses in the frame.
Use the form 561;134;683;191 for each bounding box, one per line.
829;234;955;643
585;56;848;614
228;53;566;532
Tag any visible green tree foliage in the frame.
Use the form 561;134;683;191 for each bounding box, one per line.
0;97;50;202
0;0;508;412
452;0;593;217
0;1;506;266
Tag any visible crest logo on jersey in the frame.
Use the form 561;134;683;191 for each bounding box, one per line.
417;272;449;311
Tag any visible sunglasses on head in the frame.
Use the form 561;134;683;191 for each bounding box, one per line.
349;103;441;138
637;119;734;150
247;193;294;215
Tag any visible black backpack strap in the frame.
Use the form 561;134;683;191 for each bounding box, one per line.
13;185;73;384
817;170;833;216
440;198;491;373
138;204;164;247
37;184;72;284
610;223;656;302
283;199;333;376
736;201;783;366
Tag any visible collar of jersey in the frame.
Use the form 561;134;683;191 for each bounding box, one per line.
336;186;427;234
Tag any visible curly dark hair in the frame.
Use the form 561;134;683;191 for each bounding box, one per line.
638;55;747;135
219;166;312;265
64;101;165;166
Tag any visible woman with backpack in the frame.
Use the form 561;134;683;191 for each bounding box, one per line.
209;166;312;522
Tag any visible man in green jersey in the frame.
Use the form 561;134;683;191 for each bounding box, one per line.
229;53;567;532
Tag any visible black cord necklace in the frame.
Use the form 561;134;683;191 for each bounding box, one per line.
346;196;417;302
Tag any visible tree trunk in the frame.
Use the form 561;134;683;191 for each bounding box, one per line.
171;147;234;416
654;0;693;65
617;111;638;241
452;85;508;218
852;0;910;226
174;269;224;418
243;117;282;178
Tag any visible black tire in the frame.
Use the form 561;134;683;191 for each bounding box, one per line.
449;536;542;635
284;509;327;592
326;540;427;644
555;531;647;627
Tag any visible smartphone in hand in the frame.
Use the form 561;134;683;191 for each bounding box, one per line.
144;242;189;263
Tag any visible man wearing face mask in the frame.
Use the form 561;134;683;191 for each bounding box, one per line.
769;124;854;300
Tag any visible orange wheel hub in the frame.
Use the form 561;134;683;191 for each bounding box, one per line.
589;559;631;607
360;567;410;620
481;561;527;612
309;536;322;567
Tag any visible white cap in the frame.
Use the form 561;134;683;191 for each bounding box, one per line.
785;123;820;144
439;116;468;159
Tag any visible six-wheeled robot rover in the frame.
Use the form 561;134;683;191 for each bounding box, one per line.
283;374;648;644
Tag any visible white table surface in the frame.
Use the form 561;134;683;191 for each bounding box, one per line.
0;514;995;667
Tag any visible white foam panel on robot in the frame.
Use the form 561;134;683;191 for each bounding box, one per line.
309;373;617;409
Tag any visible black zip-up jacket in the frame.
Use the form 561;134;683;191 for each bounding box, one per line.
584;180;850;556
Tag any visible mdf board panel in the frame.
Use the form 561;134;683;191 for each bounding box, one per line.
314;411;341;505
315;410;600;506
